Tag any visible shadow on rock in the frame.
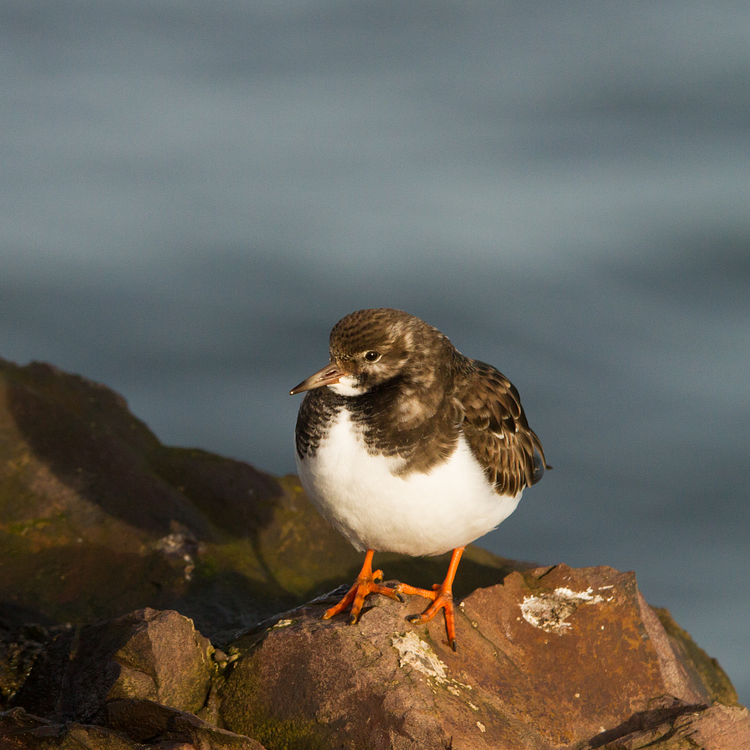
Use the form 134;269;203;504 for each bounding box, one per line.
4;360;282;541
0;359;297;633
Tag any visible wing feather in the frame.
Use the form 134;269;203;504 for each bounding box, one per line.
457;360;548;497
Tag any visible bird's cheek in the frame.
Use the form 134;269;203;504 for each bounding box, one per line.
329;374;367;397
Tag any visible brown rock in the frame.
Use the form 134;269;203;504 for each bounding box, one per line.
0;358;744;748
219;564;740;750
4;565;744;749
14;609;214;725
0;707;140;750
0;357;529;642
653;607;740;707
105;699;267;749
0;608;60;708
582;696;750;749
0;704;269;749
666;704;750;750
0;357;284;632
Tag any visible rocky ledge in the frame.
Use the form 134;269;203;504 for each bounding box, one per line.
0;358;746;749
2;566;749;749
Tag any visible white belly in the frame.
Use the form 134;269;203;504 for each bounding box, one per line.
295;409;522;556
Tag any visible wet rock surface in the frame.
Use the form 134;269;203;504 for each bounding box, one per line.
0;357;746;748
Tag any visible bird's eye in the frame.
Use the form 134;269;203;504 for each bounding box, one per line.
364;350;381;363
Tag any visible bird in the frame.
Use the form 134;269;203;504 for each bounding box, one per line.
289;308;549;650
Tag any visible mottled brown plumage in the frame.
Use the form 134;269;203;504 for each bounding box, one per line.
290;307;549;650
457;359;547;497
295;308;548;497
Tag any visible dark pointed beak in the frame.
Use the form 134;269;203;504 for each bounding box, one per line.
289;362;345;395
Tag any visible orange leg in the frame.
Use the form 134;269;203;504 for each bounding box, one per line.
323;549;403;625
396;546;465;651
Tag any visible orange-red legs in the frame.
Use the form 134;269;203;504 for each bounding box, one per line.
323;547;466;651
396;546;465;651
323;548;403;625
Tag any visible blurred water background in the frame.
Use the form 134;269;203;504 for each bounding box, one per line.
1;1;748;703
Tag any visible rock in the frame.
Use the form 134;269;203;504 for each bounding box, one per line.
219;564;744;750
0;357;530;644
0;707;141;750
0;604;60;708
0;357;745;748
6;565;745;749
0;357;283;634
14;609;214;725
105;700;267;749
581;697;750;749
0;704;267;749
653;606;739;707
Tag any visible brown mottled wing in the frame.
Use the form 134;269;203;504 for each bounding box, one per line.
457;360;548;497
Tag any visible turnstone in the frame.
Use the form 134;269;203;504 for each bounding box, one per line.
290;308;549;650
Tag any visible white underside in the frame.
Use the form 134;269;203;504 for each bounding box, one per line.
296;409;522;556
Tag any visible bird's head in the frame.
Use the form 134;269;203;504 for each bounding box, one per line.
290;308;450;397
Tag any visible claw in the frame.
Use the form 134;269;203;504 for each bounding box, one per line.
323;550;401;624
394;546;466;650
322;547;468;652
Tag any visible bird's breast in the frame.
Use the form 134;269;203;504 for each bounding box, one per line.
295;407;522;556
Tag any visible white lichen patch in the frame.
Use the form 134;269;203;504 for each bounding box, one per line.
391;632;475;699
555;586;606;602
521;586;611;634
391;632;448;683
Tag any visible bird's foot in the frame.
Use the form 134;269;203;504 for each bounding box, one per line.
396;582;458;651
323;569;403;625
